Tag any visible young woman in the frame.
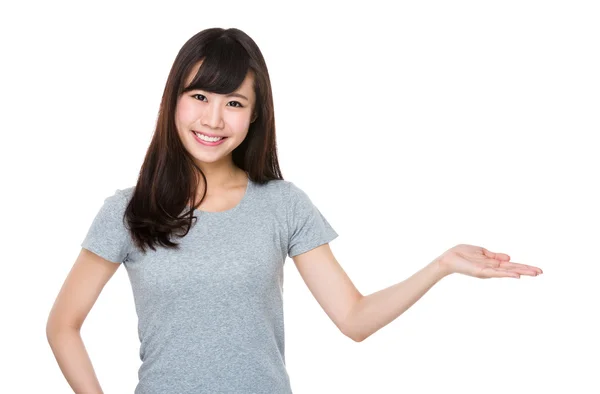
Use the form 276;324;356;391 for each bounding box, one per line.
46;27;543;394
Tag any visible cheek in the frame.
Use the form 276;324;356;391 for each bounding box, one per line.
230;114;252;133
175;99;197;126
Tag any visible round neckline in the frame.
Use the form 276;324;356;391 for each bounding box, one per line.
190;175;253;216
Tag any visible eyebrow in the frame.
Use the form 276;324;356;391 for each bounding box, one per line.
187;87;249;101
227;92;249;101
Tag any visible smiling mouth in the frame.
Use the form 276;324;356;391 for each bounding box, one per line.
192;130;227;141
191;130;228;146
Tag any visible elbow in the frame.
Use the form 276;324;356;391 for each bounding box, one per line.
342;297;367;343
354;332;367;342
46;318;80;341
343;327;366;343
346;327;367;342
46;317;57;339
46;321;61;341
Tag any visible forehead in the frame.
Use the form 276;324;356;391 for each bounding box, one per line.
184;60;255;95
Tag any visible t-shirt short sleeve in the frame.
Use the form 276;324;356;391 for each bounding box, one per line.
80;189;131;264
287;181;339;258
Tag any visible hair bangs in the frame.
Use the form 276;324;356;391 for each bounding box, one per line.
182;39;250;95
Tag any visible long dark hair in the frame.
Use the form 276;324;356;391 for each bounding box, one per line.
124;27;283;254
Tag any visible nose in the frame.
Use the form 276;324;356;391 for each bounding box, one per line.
200;101;225;129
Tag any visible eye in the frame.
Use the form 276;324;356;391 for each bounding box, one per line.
191;94;244;108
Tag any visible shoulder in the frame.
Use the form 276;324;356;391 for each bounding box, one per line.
280;179;309;202
112;185;135;203
248;179;303;214
99;186;135;213
116;185;135;199
251;178;292;198
254;179;309;203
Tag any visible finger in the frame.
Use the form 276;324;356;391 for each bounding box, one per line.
481;267;520;278
500;261;543;275
497;263;539;276
509;267;539;276
482;248;511;261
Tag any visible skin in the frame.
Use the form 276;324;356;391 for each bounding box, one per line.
175;60;258;207
292;242;543;342
47;249;121;394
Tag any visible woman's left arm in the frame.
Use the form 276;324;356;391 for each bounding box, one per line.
345;244;543;342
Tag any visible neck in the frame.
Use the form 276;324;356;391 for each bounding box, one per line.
195;159;246;191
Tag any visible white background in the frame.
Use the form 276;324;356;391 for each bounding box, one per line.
1;1;598;393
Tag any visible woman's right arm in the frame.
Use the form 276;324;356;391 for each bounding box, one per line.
46;248;122;394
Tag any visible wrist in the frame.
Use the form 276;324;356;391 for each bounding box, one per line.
430;256;452;279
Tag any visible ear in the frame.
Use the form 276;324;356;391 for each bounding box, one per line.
250;112;258;123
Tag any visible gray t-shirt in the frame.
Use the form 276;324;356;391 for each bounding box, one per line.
80;178;338;394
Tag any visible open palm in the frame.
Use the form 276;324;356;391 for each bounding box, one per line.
438;244;543;279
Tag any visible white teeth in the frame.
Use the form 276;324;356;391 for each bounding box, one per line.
194;131;224;142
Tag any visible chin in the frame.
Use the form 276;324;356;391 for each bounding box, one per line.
190;153;224;162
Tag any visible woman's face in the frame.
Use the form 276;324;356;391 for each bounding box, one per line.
175;62;256;166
